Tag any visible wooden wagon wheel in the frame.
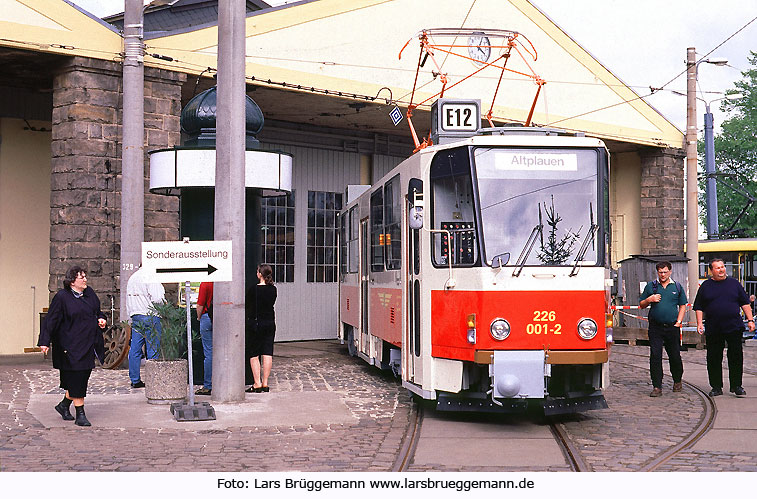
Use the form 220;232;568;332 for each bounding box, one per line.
101;323;131;369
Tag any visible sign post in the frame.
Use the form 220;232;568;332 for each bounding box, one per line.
142;238;233;421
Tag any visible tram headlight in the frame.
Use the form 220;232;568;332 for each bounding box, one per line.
577;318;598;340
490;318;511;341
466;314;476;344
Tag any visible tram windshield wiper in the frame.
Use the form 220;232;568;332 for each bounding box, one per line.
512;224;543;277
570;203;598;276
570;223;598;276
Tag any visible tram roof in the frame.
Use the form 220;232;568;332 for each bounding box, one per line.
698;239;757;253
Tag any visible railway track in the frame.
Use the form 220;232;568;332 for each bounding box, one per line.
609;349;719;471
391;403;423;472
290;342;721;471
391;401;592;472
549;418;592;471
390;353;719;472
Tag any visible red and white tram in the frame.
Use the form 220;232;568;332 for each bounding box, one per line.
338;99;612;415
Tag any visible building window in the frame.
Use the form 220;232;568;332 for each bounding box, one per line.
262;192;295;283
307;191;343;282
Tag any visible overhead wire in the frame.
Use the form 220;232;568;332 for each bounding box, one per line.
4;11;755;145
0;33;724;100
438;0;478;69
54;42;676;144
546;14;757;128
0;37;124;60
655;14;757;92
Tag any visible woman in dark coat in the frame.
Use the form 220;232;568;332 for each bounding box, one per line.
245;264;277;393
38;265;107;426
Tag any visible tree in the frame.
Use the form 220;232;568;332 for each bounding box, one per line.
537;195;580;265
698;51;757;238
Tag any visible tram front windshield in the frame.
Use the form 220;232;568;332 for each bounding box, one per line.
475;147;599;267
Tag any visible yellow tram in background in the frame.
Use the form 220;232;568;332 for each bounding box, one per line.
698;238;757;337
698;238;757;296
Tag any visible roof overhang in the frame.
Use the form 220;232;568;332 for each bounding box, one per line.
0;0;121;60
144;0;683;149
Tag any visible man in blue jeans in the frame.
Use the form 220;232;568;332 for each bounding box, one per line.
639;261;687;397
195;282;213;395
126;265;165;388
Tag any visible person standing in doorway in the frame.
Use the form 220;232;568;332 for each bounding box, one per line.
38;265;107;427
195;281;213;396
245;264;277;393
639;261;687;397
694;258;755;397
126;265;165;388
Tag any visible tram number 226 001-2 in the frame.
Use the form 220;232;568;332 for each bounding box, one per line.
527;310;562;335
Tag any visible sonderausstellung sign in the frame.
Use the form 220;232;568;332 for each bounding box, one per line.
141;240;232;283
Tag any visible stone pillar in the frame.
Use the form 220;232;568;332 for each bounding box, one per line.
639;147;686;255
50;57;185;313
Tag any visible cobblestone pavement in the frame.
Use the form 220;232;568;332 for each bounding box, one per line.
2;341;756;472
0;342;411;472
608;342;757;472
558;345;706;471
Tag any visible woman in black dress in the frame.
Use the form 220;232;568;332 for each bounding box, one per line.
38;265;107;426
245;264;277;393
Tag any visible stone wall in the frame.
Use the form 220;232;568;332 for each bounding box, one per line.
49;57;185;312
639;147;686;255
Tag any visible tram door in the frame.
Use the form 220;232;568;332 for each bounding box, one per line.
360;218;370;355
405;199;421;385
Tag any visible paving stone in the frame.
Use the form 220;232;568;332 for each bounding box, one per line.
2;340;757;472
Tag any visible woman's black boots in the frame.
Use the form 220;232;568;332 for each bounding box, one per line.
54;397;74;421
74;405;91;427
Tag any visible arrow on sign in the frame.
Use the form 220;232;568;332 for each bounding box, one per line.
156;264;218;275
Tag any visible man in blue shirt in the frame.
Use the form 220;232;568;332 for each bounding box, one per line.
694;258;755;397
640;261;688;397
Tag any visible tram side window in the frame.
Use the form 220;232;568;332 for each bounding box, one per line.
370;189;384;272
430;147;477;266
348;206;359;273
699;253;711;279
339;212;347;276
384;174;402;270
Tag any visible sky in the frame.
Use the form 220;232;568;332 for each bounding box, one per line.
531;0;757;134
72;0;757;134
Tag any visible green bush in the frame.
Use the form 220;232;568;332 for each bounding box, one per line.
145;301;197;361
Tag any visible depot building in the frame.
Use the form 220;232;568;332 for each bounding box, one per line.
0;0;684;355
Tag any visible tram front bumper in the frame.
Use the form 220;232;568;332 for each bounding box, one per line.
436;392;607;415
490;350;546;399
474;349;609;365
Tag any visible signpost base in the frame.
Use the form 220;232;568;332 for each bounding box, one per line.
170;401;216;421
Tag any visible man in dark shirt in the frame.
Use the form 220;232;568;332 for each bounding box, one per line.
693;258;755;397
640;261;687;397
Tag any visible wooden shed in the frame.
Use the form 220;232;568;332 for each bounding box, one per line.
613;255;702;347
